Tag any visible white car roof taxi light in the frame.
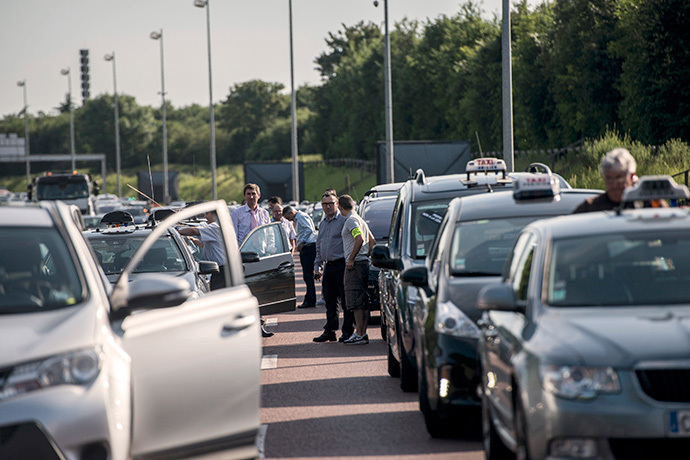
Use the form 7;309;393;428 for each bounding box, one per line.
465;157;507;178
620;175;689;207
513;173;561;201
99;210;136;233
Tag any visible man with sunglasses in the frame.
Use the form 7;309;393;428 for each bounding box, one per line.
311;190;355;342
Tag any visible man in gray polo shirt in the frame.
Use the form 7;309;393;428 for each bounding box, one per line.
339;194;376;345
312;191;355;343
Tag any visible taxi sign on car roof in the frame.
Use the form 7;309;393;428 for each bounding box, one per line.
466;158;507;174
98;210;136;233
512;173;561;201
622;175;690;203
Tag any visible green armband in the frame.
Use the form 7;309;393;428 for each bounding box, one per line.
351;227;362;238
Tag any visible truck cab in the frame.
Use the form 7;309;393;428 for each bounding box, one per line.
28;171;99;215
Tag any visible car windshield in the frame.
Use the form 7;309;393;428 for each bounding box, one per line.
36;178;89;200
0;227;84;313
88;233;187;275
361;199;396;242
548;231;690;306
450;217;538;276
410;200;451;259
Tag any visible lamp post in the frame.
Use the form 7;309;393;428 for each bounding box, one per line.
60;67;76;171
17;80;30;186
104;52;122;198
150;30;169;204
374;0;394;184
193;0;217;200
502;0;514;172
288;0;299;202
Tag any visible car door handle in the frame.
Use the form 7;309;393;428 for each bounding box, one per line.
278;261;294;271
222;314;257;335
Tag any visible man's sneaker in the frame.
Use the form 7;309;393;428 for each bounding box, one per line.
344;333;369;345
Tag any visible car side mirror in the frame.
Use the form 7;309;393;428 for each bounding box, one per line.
371;244;402;270
241;251;260;263
401;266;428;288
111;274;191;321
477;283;522;312
198;260;219;275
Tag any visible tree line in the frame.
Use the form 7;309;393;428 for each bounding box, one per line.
1;0;688;176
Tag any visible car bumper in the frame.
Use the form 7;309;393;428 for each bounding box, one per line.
429;335;482;412
0;366;130;460
523;370;690;460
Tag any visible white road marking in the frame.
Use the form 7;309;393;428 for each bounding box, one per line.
261;354;278;370
256;424;268;458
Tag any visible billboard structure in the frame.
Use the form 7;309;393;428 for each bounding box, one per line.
244;162;305;203
376;140;472;184
136;171;179;203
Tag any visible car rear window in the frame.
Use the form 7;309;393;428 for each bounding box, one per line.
548;231;690;306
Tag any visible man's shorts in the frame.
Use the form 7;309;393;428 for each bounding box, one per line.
344;260;369;311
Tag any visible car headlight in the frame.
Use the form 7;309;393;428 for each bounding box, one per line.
0;348;102;403
541;364;620;400
435;300;481;338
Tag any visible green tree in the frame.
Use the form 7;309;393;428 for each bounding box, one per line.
614;0;690;143
217;80;289;164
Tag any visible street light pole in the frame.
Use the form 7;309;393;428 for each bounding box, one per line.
502;0;514;172
60;67;76;171
375;0;395;184
104;52;122;198
289;0;299;202
17;80;30;186
194;0;217;200
150;30;169;204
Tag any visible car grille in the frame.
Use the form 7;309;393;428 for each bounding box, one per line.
609;438;690;459
636;369;690;402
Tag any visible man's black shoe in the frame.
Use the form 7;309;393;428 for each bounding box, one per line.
313;332;337;342
298;303;316;309
338;333;352;343
261;327;274;338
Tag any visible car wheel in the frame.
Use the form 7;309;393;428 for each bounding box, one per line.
514;389;530;460
398;325;418;392
419;357;452;438
482;384;514;460
387;338;400;377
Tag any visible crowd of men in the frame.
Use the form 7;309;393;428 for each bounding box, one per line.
179;182;375;344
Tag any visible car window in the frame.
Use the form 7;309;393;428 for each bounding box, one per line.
389;196;404;258
410;200;450;259
0;227;84;313
241;224;284;258
360;199;396;242
428;214;451;290
508;232;537;302
548;231;690;306
88;233;187;275
450;217;538;276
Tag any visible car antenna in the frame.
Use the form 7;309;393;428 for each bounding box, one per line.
475;131;484;158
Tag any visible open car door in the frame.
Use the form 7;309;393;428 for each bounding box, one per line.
240;222;296;314
112;201;261;460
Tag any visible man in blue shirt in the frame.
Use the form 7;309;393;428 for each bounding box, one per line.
283;205;317;308
231;183;271;246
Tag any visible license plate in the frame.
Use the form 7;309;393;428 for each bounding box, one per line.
668;411;690;436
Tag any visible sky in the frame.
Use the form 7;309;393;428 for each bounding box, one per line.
0;0;540;118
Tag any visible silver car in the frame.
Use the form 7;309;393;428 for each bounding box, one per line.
0;200;261;460
477;176;690;460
